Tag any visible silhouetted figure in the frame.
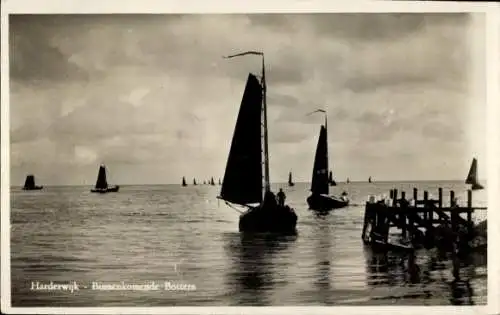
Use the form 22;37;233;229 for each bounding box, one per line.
262;190;278;209
277;189;286;207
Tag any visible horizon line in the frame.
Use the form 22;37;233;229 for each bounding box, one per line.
9;179;486;187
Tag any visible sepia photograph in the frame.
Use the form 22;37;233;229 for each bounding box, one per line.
1;1;497;314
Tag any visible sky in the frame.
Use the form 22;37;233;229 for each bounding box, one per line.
8;13;486;185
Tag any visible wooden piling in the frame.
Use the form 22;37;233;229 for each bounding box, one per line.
438;187;443;209
401;191;407;237
467;190;473;237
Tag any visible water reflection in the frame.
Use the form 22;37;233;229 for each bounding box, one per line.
311;213;334;305
223;232;296;306
363;247;481;305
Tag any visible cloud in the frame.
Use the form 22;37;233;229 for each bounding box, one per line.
8;13;484;185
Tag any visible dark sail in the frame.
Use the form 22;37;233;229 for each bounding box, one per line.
24;175;35;189
465;158;478;185
220;73;263;205
182;177;187;186
210;177;215;185
288;172;293;185
193;178;197;185
95;165;108;189
310;125;329;195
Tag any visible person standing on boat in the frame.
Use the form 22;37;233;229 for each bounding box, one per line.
277;188;286;207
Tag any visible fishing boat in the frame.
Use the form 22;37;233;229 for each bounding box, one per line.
465;158;484;190
346;177;350;184
193;178;197;186
288;171;295;187
90;164;120;193
217;51;297;234
203;180;206;185
22;174;43;190
210;177;215;186
182;177;188;187
306;110;349;211
368;176;372;183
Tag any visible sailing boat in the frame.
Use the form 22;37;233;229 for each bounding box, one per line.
22;174;43;190
306;110;349;211
218;178;221;185
217;51;297;234
193;178;197;185
328;171;337;186
90;164;120;193
368;176;372;183
210;177;215;186
288;171;295;187
346;177;350;184
466;158;484;190
182;177;188;187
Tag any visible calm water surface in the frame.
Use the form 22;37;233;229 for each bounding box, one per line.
10;181;487;306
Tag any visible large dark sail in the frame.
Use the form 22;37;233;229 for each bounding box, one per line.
465;158;478;185
220;73;263;205
288;172;294;185
310;125;329;195
95;165;108;189
182;177;187;187
466;158;484;190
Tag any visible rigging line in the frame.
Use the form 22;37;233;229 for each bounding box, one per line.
224;201;244;214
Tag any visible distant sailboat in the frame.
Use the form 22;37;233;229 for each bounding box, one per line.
203;180;206;185
346;177;350;184
306;110;349;211
90;165;119;193
328;171;337;186
466;158;484;190
182;177;187;187
368;176;372;183
217;50;297;234
218;178;221;185
288;171;295;187
210;177;215;186
22;174;43;190
193;178;197;186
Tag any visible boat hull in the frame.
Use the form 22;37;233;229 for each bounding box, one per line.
471;183;484;190
22;186;43;191
90;185;120;193
307;193;348;211
239;204;297;235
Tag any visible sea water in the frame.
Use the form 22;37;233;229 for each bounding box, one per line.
10;181;487;306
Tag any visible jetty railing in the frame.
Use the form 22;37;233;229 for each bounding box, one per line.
361;187;486;253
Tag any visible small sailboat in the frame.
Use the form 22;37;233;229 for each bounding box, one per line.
368;176;372;183
193;178;197;186
210;177;215;186
346;177;350;184
217;50;297;234
203;180;206;185
466;158;484;190
22;174;43;190
306;110;349;211
328;171;337;186
182;177;188;187
288;171;295;187
218;178;221;185
90;164;119;193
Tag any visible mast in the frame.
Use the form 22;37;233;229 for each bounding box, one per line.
223;51;269;200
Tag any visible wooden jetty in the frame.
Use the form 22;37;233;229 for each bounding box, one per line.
362;187;486;254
